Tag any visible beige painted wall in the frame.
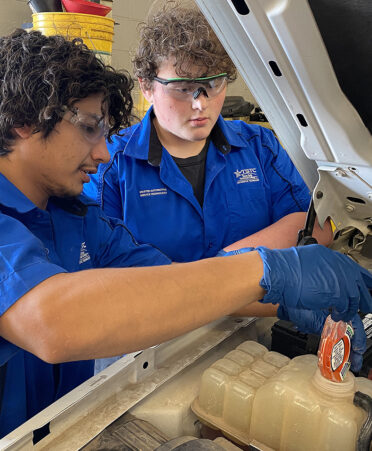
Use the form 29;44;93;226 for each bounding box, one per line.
0;0;256;105
0;0;33;34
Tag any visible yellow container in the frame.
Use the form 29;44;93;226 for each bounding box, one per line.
134;89;151;119
32;12;114;63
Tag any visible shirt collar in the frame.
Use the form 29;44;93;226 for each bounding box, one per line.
214;115;248;148
144;109;161;166
0;172;87;216
127;106;244;167
123;107;154;161
210;119;231;155
0;172;38;213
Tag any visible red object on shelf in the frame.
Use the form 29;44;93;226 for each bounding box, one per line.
61;0;111;16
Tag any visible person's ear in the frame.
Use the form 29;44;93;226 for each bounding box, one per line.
138;78;154;104
12;125;35;139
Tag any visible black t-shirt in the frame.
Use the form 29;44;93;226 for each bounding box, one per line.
172;139;209;207
148;112;231;207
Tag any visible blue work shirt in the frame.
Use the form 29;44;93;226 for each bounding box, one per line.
0;173;170;438
85;107;311;262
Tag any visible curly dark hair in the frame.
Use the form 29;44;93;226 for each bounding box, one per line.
0;29;134;156
133;1;237;87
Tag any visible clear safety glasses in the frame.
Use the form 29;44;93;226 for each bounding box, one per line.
62;107;110;144
153;73;228;101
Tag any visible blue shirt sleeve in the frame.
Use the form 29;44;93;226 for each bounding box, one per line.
258;127;311;221
84;138;125;220
0;337;20;366
83;202;171;268
0;214;67;316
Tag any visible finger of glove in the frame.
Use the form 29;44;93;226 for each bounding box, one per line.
351;315;366;355
286;308;328;335
330;294;359;322
349;314;366;372
333;256;372;314
350;352;363;373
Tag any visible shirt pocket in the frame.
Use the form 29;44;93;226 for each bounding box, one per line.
226;184;272;243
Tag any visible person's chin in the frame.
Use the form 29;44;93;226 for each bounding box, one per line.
186;124;210;136
57;185;83;199
189;130;210;142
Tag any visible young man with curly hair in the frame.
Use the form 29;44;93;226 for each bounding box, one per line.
0;28;172;436
85;3;335;333
0;28;371;439
86;3;332;271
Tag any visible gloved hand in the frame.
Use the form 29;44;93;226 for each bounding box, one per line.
256;245;372;322
349;314;367;372
277;305;328;335
277;306;366;372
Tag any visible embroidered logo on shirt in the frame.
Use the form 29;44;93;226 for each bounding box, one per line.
79;242;91;264
139;188;168;198
234;168;259;184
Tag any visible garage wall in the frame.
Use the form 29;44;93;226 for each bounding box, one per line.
0;0;32;34
0;0;255;104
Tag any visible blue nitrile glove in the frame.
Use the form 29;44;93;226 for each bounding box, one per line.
256;245;372;322
277;305;328;335
277;306;366;372
349;314;367;372
216;247;254;257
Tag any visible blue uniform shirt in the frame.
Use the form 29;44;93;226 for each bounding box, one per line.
85;107;311;262
0;173;170;438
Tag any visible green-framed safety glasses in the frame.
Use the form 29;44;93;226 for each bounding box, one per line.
153;73;228;101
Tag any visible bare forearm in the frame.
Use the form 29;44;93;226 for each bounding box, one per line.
0;252;265;363
231;302;278;317
224;212;333;251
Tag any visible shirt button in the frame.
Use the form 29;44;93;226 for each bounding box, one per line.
208;242;213;249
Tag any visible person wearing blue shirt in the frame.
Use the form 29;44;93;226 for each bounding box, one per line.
85;3;333;323
83;2;371;378
85;3;332;266
0;29;171;437
0;28;371;440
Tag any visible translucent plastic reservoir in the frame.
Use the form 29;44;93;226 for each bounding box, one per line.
192;341;372;450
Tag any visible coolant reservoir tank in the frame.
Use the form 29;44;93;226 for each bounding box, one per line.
251;366;362;450
192;342;372;450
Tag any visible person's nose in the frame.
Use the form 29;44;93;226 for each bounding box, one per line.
191;90;208;111
91;136;110;164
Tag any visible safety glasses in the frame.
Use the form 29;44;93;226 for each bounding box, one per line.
153;73;228;101
62;106;110;144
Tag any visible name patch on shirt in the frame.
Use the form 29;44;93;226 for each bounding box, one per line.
139;188;168;198
234;168;259;184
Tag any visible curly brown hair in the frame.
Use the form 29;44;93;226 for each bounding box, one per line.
0;29;134;156
133;1;237;87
